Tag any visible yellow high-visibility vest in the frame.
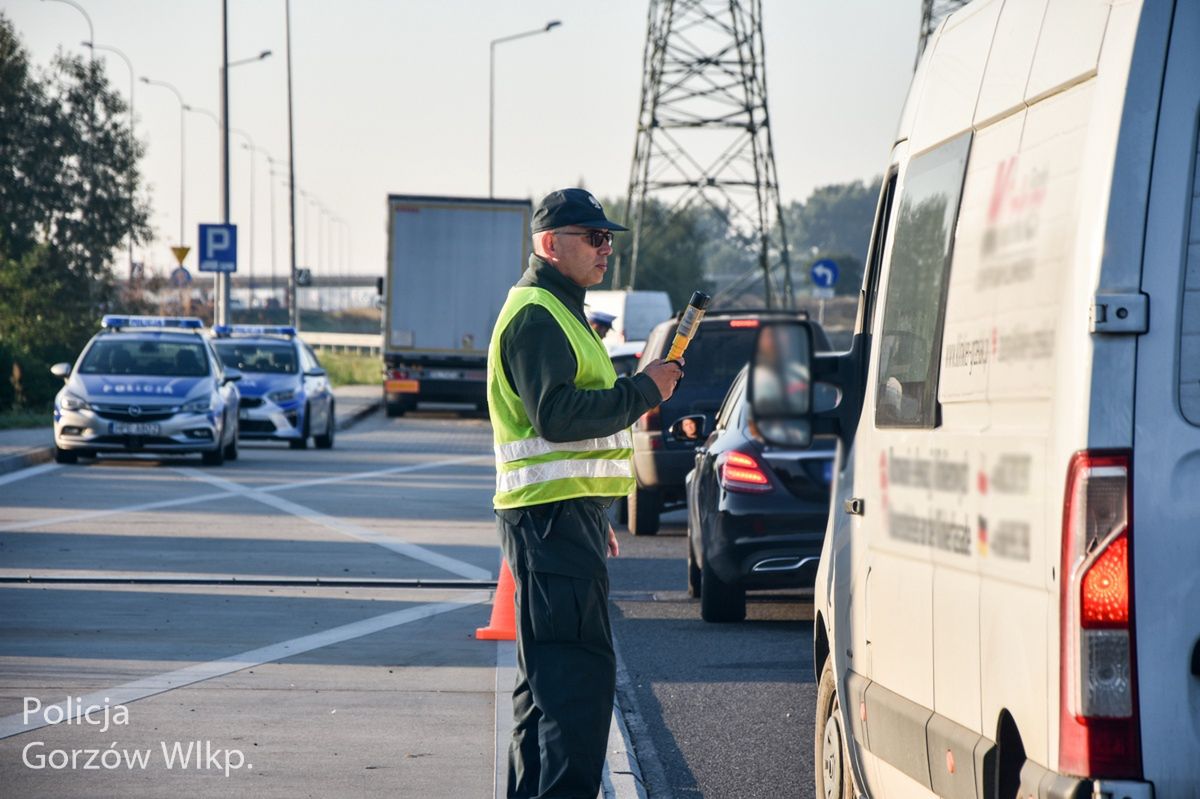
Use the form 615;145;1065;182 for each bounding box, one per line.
488;286;635;509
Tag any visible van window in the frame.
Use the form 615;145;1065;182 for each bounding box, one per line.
874;133;971;428
1181;127;1200;426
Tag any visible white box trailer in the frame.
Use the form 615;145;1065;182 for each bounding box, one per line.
382;195;531;415
740;1;1199;797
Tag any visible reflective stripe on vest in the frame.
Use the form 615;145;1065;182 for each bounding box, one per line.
495;430;633;463
495;457;634;494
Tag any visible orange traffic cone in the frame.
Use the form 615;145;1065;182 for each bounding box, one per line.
475;559;517;641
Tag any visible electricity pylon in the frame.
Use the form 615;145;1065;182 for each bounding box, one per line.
618;0;793;309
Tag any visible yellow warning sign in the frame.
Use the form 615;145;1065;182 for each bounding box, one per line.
171;246;190;266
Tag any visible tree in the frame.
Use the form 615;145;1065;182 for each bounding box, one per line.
781;178;881;295
0;14;150;411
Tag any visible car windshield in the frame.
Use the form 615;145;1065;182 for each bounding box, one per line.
79;339;210;377
213;341;298;374
661;324;759;388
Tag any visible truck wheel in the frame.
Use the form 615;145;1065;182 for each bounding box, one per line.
700;557;745;622
54;446;78;465
815;657;855;799
314;401;335;449
386;398;409;418
627;486;661;536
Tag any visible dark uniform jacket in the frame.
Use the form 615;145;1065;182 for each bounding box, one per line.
496;254;662;580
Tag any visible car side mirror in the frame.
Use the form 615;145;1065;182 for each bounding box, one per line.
50;362;72;379
305;368;326;378
223;367;243;384
746;321;814;448
667;414;706;442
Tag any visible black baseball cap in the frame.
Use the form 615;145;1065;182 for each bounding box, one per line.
532;188;629;233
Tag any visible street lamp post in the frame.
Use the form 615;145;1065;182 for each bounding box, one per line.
489;20;561;198
140;77;187;250
285;0;299;328
82;40;136;282
42;0;92;59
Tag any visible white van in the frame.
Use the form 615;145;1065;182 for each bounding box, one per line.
584;289;673;344
748;1;1199;797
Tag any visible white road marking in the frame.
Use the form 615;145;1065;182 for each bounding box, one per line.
0;462;59;488
178;468;493;581
0;456;488;533
0;591;490;740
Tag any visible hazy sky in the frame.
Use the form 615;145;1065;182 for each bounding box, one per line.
9;0;920;285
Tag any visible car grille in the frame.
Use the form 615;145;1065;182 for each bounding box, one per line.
93;405;176;423
239;397;264;409
240;419;276;433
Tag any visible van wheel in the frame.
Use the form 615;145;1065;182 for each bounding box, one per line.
815;657;855;799
628;486;660;536
54;446;78;464
700;557;745;622
686;539;702;598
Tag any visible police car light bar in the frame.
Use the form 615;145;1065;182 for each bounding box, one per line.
211;324;297;337
101;315;204;330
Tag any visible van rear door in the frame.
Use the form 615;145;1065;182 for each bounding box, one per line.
1130;0;1200;790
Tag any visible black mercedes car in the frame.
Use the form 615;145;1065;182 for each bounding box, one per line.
683;364;835;622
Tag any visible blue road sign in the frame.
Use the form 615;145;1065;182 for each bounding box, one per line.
198;223;238;273
810;258;839;288
170;266;192;288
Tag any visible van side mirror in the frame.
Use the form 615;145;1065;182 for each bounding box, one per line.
746;321;814;448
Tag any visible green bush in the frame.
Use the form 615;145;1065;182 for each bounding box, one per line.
316;351;381;387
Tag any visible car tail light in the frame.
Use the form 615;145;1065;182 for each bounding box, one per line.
718;451;773;493
637;406;660;432
729;319;760;328
1059;450;1141;779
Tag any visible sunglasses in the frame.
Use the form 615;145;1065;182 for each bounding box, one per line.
555;229;614;248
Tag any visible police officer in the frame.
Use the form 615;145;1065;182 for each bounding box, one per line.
586;309;616;340
488;188;682;798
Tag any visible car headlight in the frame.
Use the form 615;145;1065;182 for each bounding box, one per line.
60;392;91;411
182;395;216;413
267;388;297;403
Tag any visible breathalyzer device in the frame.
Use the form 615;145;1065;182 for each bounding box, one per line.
666;291;712;363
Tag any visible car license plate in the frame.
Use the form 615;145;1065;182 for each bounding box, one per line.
112;422;161;435
427;369;460;380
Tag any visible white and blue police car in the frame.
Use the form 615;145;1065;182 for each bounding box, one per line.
50;315;243;465
209;325;335;449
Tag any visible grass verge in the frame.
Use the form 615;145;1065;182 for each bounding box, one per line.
318;351;381;387
0;408;50;430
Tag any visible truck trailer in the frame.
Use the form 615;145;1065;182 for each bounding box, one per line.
382;194;531;416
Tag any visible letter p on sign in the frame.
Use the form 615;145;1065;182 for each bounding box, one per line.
198;223;238;273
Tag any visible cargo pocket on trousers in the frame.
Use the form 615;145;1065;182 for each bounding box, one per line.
527;571;605;644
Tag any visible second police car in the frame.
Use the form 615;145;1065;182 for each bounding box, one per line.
209;325;335;449
50;315;242;465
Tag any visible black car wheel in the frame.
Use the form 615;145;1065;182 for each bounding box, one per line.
815;657;855;799
54;446;78;465
687;538;702;598
223;434;238;461
289;405;310;449
201;443;225;466
700;556;745;622
314;401;335;449
627;485;661;536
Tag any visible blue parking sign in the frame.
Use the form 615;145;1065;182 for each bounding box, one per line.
198;224;237;273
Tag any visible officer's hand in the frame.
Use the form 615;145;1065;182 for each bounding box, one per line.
607;525;619;558
641;358;684;402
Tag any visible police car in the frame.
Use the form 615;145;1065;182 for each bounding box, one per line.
209;325;335;449
50;315;242;465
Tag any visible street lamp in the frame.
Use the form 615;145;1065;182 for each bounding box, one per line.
489;20;561;198
215;37;273;326
42;0;93;59
82;41;135;281
140;77;187;250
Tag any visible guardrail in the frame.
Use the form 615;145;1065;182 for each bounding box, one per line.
300;331;383;356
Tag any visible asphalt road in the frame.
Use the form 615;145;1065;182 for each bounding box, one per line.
0;407;818;798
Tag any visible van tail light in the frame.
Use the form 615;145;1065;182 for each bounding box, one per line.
718;451;773;493
1059;450;1141;779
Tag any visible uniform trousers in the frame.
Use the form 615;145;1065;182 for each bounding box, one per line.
496;498;616;799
